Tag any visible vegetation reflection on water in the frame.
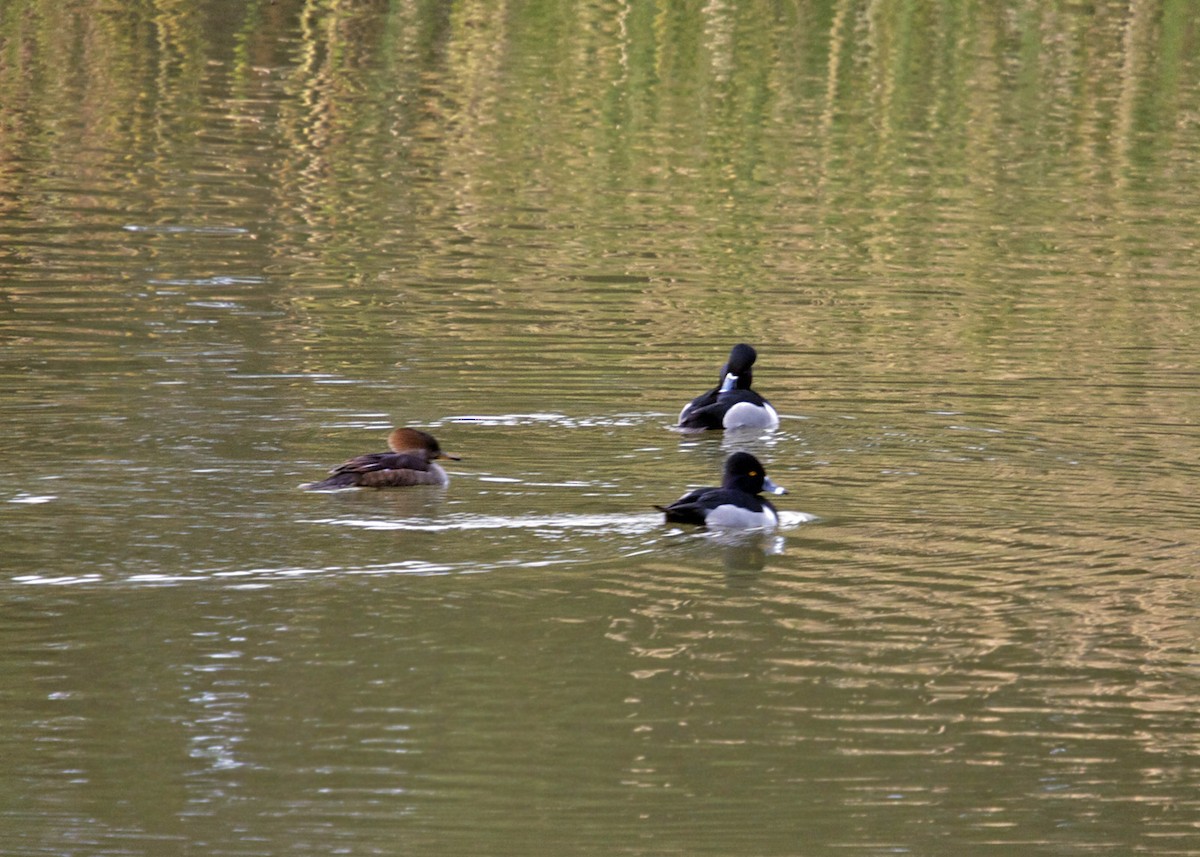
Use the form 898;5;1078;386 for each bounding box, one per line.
1;1;1199;855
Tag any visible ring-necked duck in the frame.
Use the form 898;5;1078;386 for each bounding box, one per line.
655;451;787;529
677;343;780;431
300;427;460;490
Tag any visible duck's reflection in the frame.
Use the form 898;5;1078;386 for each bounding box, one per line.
700;528;787;574
310;484;451;521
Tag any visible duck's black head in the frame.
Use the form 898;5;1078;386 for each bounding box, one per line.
719;343;758;390
721;451;786;496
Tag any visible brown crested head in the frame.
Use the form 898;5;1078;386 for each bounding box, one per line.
386;427;461;461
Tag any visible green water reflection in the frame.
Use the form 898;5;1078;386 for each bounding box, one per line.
1;1;1198;855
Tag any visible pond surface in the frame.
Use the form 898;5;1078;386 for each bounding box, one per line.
2;1;1199;854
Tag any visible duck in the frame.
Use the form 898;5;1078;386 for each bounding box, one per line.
676;343;779;431
300;427;460;491
655;451;787;529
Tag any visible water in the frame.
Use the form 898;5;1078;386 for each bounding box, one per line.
2;1;1199;854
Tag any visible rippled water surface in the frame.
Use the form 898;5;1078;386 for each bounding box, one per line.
2;1;1199;854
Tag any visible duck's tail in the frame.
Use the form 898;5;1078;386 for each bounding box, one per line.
654;503;706;526
299;473;361;491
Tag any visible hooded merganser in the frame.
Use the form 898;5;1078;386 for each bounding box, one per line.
300;427;460;491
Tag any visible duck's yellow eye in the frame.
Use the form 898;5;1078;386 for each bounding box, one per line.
749;470;758;476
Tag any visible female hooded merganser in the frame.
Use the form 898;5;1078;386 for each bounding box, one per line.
655;451;787;529
677;343;780;431
300;427;460;491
